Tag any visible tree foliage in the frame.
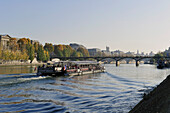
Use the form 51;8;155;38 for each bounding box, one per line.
44;43;54;54
0;47;1;59
63;45;73;57
53;44;90;57
34;42;39;53
8;38;19;51
17;38;28;52
1;36;92;63
1;50;28;61
77;47;89;57
154;52;164;58
54;45;74;57
37;44;49;62
27;44;35;62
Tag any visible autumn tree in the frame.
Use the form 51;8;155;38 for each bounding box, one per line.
8;38;19;51
17;38;28;52
77;47;89;57
21;50;29;61
37;45;45;61
76;52;83;57
44;50;50;61
71;50;77;57
0;47;1;59
63;45;73;57
54;45;64;57
37;44;49;62
154;52;164;58
2;50;10;61
34;42;39;53
44;43;54;54
27;44;35;62
54;45;74;57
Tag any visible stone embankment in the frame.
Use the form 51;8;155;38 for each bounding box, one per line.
129;75;170;113
0;59;45;66
0;61;44;66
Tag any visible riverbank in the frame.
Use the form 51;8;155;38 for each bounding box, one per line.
129;75;170;113
0;62;45;67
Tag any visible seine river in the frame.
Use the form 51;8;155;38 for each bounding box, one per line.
0;64;170;113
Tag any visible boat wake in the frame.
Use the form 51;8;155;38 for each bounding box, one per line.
0;74;50;86
18;76;50;81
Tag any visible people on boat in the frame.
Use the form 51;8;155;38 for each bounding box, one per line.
42;64;46;68
37;61;105;76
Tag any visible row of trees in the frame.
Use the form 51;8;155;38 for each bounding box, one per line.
0;38;90;62
0;38;50;62
53;45;89;57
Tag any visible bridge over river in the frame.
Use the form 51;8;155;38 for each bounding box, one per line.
51;56;170;67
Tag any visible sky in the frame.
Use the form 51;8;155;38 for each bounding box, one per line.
0;0;170;53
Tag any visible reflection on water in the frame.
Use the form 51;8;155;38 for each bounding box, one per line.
0;65;36;74
0;64;170;113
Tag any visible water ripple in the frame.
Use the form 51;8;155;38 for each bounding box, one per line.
0;64;169;113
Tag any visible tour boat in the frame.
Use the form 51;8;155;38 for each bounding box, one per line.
37;61;105;76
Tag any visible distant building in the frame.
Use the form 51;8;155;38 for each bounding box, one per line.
111;50;124;56
69;43;86;50
136;50;140;56
164;47;170;56
88;48;101;56
141;52;145;56
102;46;111;56
0;34;11;50
106;46;110;52
126;51;135;56
149;51;155;56
0;34;41;51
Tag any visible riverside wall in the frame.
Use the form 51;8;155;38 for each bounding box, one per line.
129;75;170;113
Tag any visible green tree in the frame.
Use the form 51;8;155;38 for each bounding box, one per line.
15;51;21;60
44;43;54;54
77;47;89;57
2;50;10;61
63;46;73;57
76;52;83;57
9;51;16;60
153;52;164;63
27;44;35;62
21;50;29;61
37;44;49;62
54;45;64;57
8;38;19;51
0;47;1;59
37;45;45;61
57;50;64;57
71;50;77;57
34;42;39;53
44;50;50;61
17;38;28;52
154;52;164;58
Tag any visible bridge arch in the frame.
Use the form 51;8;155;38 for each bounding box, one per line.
50;56;170;67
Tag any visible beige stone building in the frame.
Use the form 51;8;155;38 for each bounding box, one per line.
0;35;11;50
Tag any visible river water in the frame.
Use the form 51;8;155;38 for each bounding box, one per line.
0;64;170;113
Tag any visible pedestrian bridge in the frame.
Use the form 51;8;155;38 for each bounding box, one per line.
51;56;170;67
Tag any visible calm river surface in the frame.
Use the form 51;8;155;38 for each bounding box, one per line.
0;64;170;113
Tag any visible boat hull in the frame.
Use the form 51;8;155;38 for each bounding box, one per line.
37;69;105;77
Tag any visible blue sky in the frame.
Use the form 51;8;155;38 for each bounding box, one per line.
0;0;170;53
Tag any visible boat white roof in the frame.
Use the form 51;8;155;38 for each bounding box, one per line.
70;61;98;65
51;61;98;65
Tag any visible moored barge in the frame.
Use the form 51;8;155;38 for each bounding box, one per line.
37;61;105;76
